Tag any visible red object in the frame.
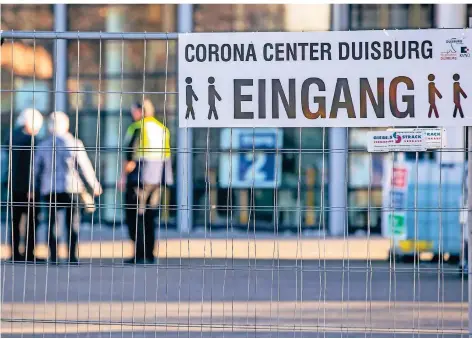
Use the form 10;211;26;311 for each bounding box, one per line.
392;167;408;189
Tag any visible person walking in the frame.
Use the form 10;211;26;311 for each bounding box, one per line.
5;108;44;262
119;99;173;264
427;74;442;118
35;111;102;264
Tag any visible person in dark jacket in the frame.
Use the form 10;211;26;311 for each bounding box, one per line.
5;108;44;262
118;100;173;264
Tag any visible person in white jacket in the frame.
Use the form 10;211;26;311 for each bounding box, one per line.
35;111;102;264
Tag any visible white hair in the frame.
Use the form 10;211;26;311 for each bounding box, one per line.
21;108;44;134
15;110;26;126
48;111;70;135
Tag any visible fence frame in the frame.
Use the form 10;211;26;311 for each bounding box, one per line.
1;25;472;335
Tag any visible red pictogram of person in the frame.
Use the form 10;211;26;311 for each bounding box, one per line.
453;73;467;118
428;74;442;118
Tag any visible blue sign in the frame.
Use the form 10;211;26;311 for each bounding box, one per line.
219;128;283;188
391;191;406;210
238;132;277;183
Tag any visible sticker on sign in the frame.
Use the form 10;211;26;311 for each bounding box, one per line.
367;130;426;152
387;213;407;238
387;127;447;149
383;164;409;240
391;167;408;189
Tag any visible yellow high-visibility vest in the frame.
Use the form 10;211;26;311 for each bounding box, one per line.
125;117;171;161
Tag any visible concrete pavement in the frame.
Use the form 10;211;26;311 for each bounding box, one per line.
1;258;468;337
0;223;394;261
1;224;467;337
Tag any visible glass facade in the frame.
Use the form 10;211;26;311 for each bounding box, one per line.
192;5;328;232
350;4;434;30
347;4;435;234
0;5;178;225
3;4;467;233
66;4;178;224
194;4;285;32
0;5;55;204
0;4;54;132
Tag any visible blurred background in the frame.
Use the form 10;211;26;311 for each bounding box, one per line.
1;5;472;337
0;4;471;236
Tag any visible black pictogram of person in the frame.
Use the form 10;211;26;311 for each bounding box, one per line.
207;77;221;120
185;77;198;120
453;74;467;118
428;74;442;118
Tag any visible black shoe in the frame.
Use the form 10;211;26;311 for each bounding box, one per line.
48;258;60;265
9;254;25;263
136;258;147;265
68;257;79;265
26;257;47;264
124;257;136;265
124;257;146;265
145;257;156;265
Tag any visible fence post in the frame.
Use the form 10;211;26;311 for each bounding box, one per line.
328;4;349;236
468;126;472;336
177;4;194;233
305;167;316;227
468;15;472;337
54;4;67;114
104;6;125;222
210;169;218;223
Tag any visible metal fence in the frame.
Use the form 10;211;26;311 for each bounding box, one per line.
0;31;469;338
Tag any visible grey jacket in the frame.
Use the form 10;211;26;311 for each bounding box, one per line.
35;132;101;196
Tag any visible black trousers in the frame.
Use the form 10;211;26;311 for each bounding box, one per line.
43;193;80;261
125;184;160;260
10;191;39;261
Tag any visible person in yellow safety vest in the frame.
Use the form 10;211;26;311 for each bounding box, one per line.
119;99;173;264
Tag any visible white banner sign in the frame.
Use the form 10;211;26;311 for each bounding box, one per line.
367;130;426;152
179;29;472;128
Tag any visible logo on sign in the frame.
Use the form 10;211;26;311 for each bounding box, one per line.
372;132;420;145
460;46;470;58
441;37;465;60
400;133;422;142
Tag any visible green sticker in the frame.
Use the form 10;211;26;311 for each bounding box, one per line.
388;214;406;236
